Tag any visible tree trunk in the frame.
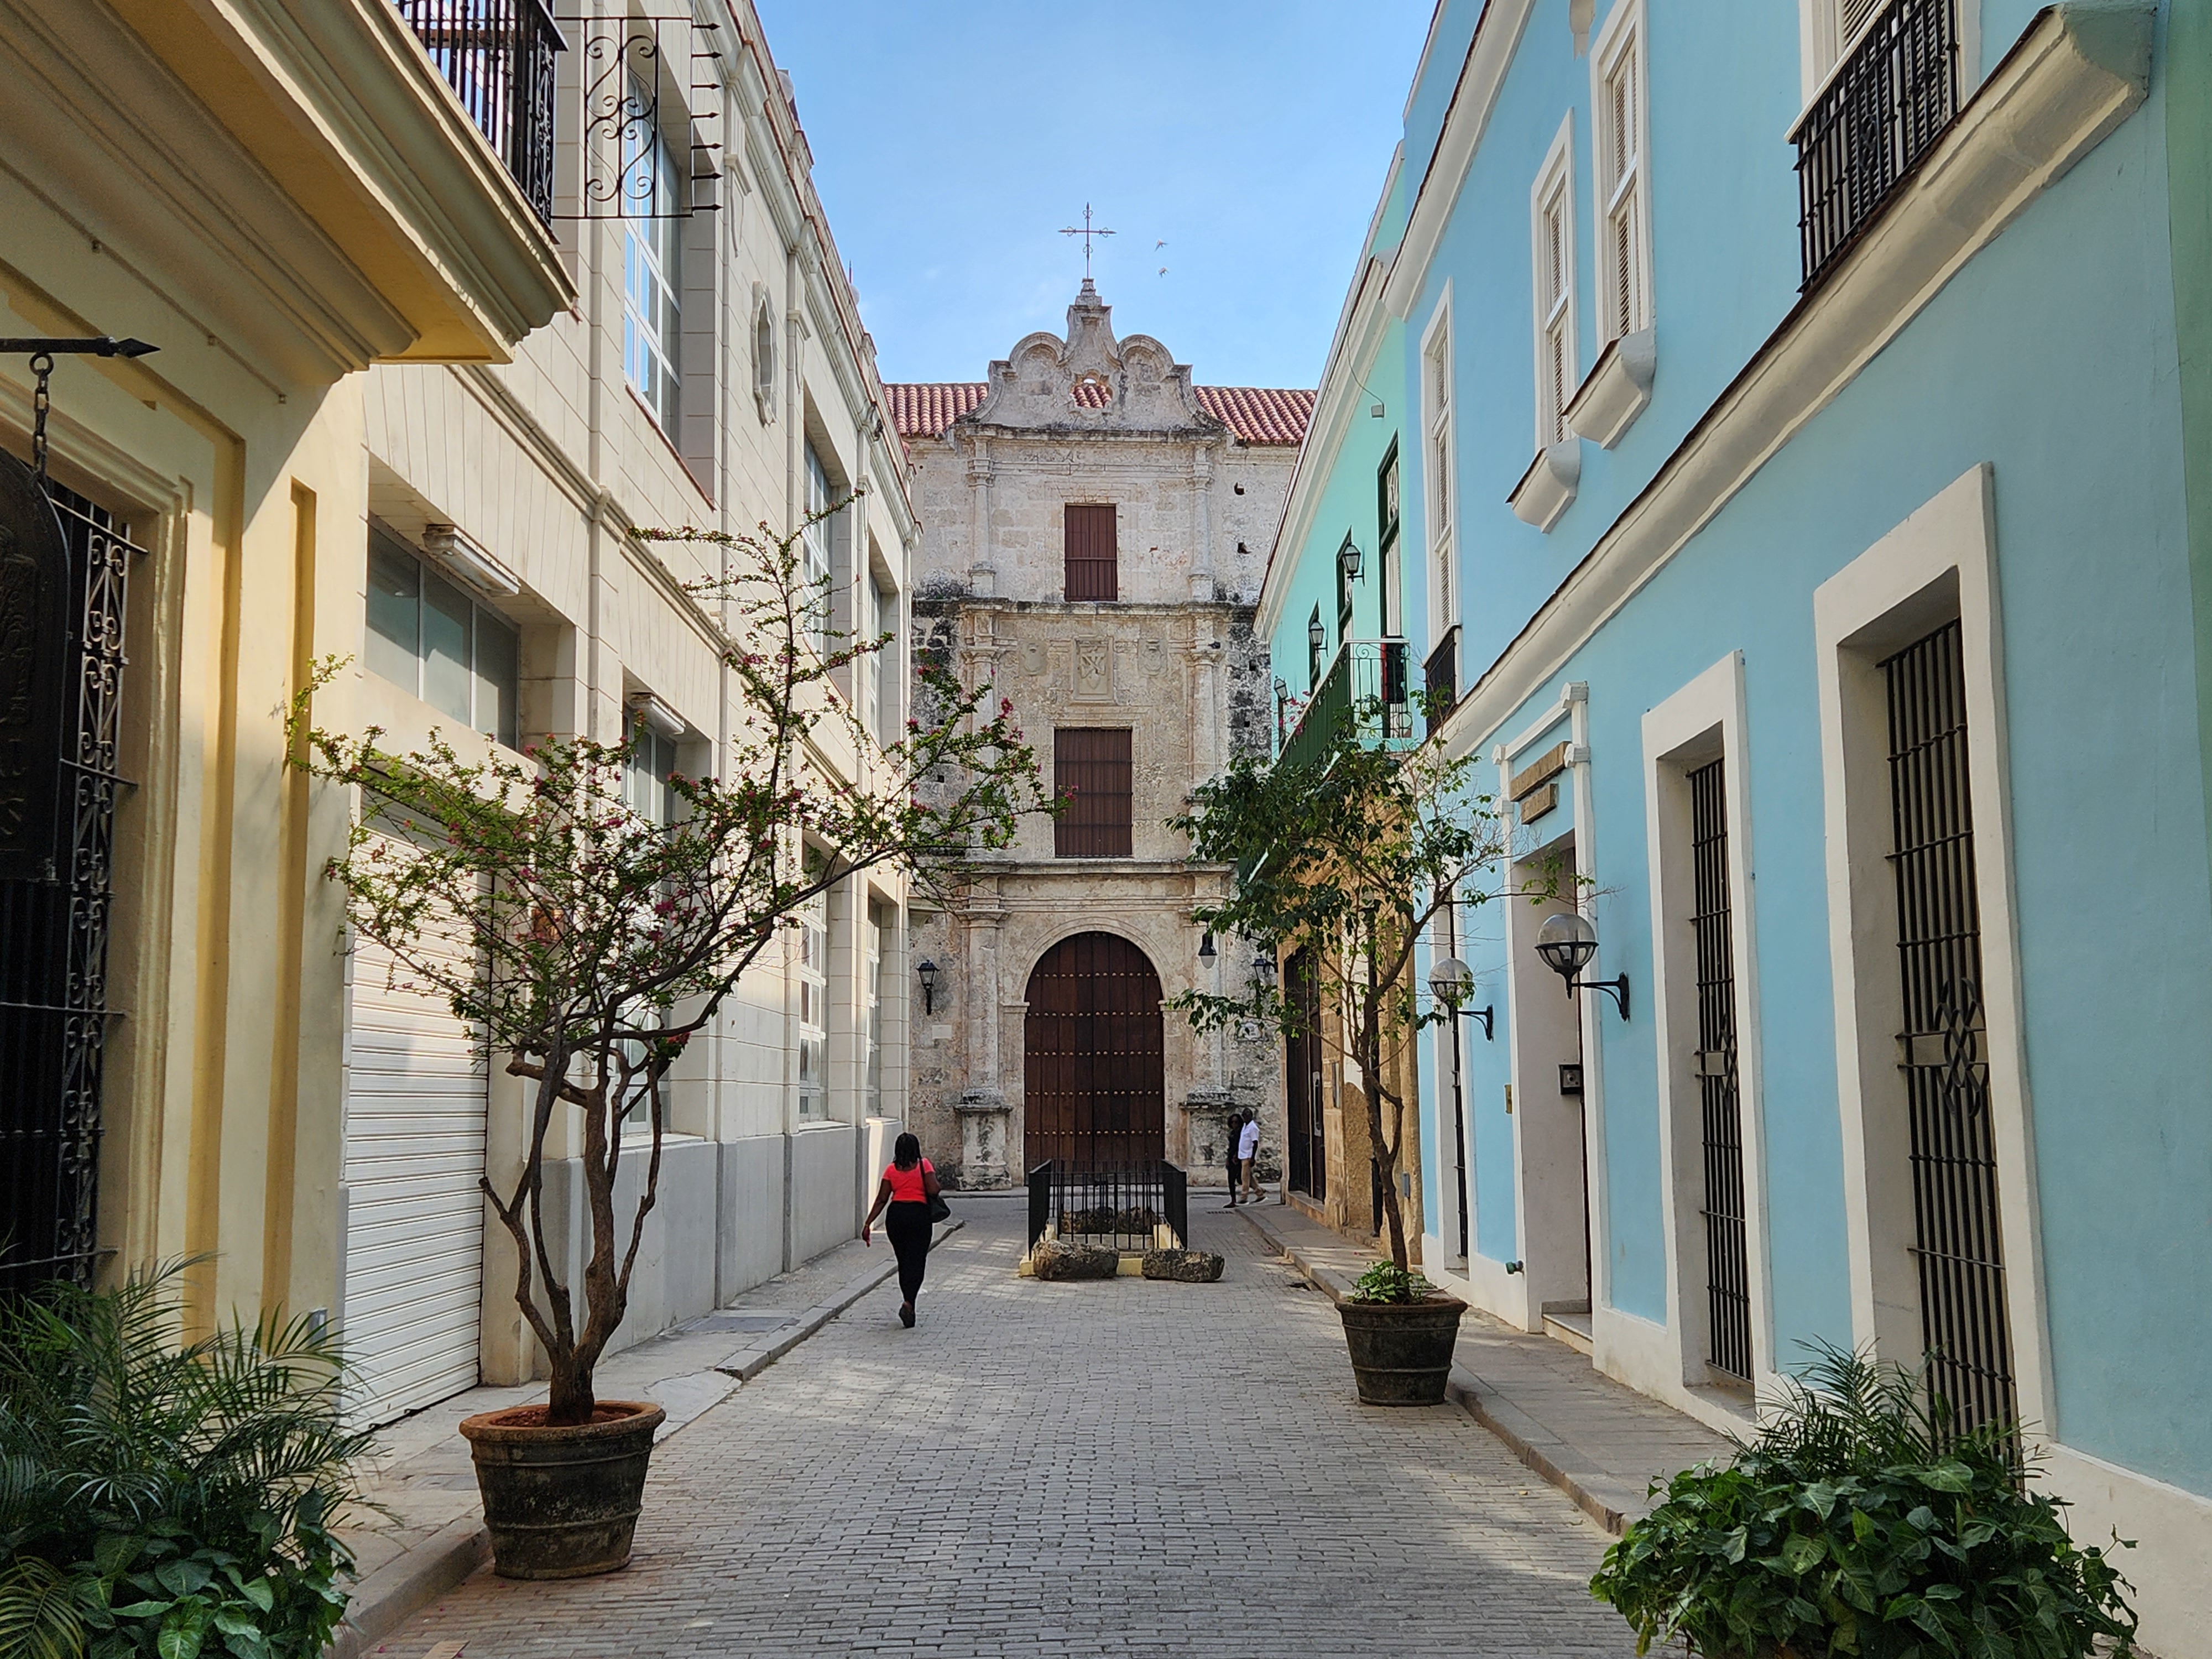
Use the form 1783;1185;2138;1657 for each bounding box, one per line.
1362;990;1410;1272
546;1352;597;1425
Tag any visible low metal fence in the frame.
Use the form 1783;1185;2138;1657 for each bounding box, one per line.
1025;1160;1188;1256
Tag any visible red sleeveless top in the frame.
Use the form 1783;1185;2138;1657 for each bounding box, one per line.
885;1158;933;1203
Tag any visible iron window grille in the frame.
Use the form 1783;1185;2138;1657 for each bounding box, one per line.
1689;757;1754;1384
396;0;565;227
1884;618;2017;1439
1792;0;1961;291
0;479;135;1293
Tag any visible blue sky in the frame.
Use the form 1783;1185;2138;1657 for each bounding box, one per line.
750;1;1435;390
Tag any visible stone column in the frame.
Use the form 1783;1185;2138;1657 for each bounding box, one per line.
966;440;995;596
1188;445;1215;601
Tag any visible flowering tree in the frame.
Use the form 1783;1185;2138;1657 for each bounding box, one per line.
1169;701;1545;1277
297;513;1047;1424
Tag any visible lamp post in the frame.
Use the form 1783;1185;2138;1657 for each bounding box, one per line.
1532;911;1629;1020
1427;955;1494;1040
916;957;939;1016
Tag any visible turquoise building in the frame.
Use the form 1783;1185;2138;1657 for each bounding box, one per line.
1259;3;2209;1646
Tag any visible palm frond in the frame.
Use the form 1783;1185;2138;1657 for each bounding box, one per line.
0;1557;86;1659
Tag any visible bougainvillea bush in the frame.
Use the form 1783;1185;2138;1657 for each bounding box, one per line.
295;512;1049;1425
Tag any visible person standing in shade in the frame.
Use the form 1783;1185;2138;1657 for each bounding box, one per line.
1238;1110;1264;1204
1221;1110;1245;1208
863;1131;940;1328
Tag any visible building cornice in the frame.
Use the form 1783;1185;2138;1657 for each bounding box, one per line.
1433;3;2153;764
1381;0;1536;323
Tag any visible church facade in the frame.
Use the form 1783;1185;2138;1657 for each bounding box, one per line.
888;283;1311;1188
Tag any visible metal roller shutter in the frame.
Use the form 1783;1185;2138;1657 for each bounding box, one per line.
341;862;488;1426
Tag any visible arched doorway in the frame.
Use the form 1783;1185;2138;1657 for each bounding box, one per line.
1024;932;1164;1169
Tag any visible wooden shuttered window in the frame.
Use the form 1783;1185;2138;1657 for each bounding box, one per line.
1063;503;1118;601
1054;727;1133;857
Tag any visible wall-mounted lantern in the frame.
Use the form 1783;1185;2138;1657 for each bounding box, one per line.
1254;952;1278;990
1533;911;1630;1020
1308;613;1326;655
1197;931;1217;964
916;957;940;1016
1337;535;1364;585
1426;955;1495;1041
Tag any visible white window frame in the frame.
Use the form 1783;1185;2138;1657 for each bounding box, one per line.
795;883;829;1121
1418;289;1457;637
1530;117;1578;451
621;73;682;435
863;900;885;1121
1590;0;1652;348
802;441;834;660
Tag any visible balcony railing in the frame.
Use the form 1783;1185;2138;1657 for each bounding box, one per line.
1792;0;1959;290
1279;638;1412;775
397;0;565;227
1424;625;1460;739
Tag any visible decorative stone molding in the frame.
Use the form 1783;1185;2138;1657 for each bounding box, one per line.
1508;440;1583;532
953;1089;1013;1188
1564;327;1656;450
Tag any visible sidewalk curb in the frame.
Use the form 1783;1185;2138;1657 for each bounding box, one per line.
1235;1206;1631;1537
327;1513;489;1659
326;1218;964;1656
714;1217;964;1384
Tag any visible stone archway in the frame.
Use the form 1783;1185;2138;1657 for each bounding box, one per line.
1023;932;1164;1169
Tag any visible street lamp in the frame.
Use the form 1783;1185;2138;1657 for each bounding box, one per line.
916;957;940;1016
1198;931;1217;964
1533;911;1629;1020
1427;955;1494;1041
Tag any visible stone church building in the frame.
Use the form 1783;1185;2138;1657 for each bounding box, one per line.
888;281;1312;1188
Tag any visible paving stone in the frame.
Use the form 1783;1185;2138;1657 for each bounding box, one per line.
376;1198;1651;1657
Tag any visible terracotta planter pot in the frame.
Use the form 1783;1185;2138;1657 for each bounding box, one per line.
1337;1295;1465;1405
459;1399;665;1579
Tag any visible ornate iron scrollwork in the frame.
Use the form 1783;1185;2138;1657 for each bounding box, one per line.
1934;975;1987;1117
556;13;722;220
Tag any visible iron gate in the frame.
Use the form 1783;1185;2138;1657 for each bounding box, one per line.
1884;619;2017;1437
1689;757;1752;1383
0;471;133;1293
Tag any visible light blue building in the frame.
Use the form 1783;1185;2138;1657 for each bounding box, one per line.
1260;3;2209;1646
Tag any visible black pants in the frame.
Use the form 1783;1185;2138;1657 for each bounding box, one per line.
885;1201;931;1305
1225;1152;1239;1197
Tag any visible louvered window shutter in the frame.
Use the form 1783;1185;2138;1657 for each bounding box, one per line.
1063;503;1118;601
1054;728;1133;856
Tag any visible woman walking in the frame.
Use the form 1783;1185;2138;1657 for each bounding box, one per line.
863;1131;940;1328
1222;1110;1245;1208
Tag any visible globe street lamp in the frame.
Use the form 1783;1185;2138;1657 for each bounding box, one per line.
1426;955;1494;1041
1532;911;1629;1020
916;957;940;1016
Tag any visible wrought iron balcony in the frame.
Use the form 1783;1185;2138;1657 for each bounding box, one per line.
397;0;565;227
1279;638;1413;775
1424;625;1460;739
1792;0;1960;290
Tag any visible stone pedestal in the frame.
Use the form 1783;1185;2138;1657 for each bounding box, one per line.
954;1090;1013;1189
1184;1089;1237;1185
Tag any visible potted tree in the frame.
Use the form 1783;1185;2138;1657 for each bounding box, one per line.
1590;1346;2138;1658
1170;696;1542;1405
296;513;1046;1578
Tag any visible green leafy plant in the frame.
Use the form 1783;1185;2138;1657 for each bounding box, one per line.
294;510;1050;1425
0;1264;371;1659
1589;1344;2137;1659
1348;1261;1434;1305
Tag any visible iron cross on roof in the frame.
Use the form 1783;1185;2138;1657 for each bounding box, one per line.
1058;204;1116;279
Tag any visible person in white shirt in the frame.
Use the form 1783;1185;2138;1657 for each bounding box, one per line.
1237;1112;1264;1204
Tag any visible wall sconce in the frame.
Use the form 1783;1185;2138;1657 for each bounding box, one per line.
916;957;939;1016
1198;931;1217;964
1426;956;1495;1041
1254;952;1278;990
1337;535;1364;585
1308;614;1326;654
1533;911;1630;1020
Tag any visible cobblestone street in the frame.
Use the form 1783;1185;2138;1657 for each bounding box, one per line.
379;1201;1642;1658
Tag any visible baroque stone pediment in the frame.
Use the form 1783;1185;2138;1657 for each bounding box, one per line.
961;281;1225;439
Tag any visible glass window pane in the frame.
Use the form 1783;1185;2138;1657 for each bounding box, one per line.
474;606;519;748
420;567;473;727
365;539;419;693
